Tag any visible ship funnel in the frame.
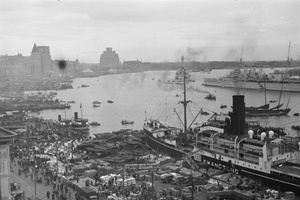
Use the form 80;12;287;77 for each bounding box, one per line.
261;132;266;141
258;66;264;79
74;112;78;120
268;131;274;138
232;95;245;135
58;115;61;121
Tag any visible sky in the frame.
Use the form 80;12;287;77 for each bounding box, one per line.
0;0;299;63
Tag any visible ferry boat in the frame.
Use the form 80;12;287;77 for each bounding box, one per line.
143;57;300;194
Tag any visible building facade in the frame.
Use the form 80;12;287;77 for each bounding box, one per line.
0;127;17;200
99;47;120;68
30;43;52;75
0;54;31;79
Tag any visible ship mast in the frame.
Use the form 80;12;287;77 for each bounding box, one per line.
179;56;191;136
278;42;292;107
240;46;244;64
287;41;291;68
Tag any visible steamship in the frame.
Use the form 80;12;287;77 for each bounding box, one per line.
144;59;300;194
57;112;89;133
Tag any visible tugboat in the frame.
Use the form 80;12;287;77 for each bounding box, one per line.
220;105;227;109
89;122;100;126
205;93;216;100
200;111;210;115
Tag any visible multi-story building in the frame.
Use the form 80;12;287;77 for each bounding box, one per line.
52;59;80;75
30;43;52;75
99;47;120;68
0;54;31;79
0;127;17;200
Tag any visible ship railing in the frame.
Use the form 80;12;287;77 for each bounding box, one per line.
213;151;259;165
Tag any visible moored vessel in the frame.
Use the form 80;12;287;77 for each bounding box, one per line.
203;42;300;92
143;57;300;195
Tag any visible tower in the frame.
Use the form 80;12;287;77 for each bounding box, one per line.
30;43;52;75
99;47;120;68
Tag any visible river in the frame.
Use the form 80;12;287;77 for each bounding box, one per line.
38;69;300;136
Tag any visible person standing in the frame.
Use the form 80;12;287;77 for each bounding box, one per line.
47;191;50;200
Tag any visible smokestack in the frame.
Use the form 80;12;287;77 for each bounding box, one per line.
58;115;61;121
74;112;78;120
232;95;245;135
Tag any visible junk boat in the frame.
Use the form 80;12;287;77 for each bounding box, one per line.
143;57;300;195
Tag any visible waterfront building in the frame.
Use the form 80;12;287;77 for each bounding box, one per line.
30;43;52;75
0;54;32;79
0;127;17;200
53;59;80;75
100;47;120;68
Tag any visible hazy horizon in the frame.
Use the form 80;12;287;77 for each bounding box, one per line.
1;0;299;63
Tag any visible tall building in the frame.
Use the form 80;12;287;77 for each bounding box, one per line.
30;43;52;75
99;47;120;68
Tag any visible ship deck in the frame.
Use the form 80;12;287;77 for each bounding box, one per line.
272;163;300;179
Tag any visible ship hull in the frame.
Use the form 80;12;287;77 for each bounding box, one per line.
245;108;291;117
196;154;300;195
144;128;300;195
144;128;186;159
203;78;300;92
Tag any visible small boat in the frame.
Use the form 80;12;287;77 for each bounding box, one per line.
107;100;113;103
200;111;210;115
93;104;100;108
93;101;101;104
67;100;76;104
81;84;89;87
165;80;174;84
269;100;278;103
294;113;299;116
220;105;227;109
176;94;181;97
89;122;100;126
121;120;134;125
205;93;216;101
